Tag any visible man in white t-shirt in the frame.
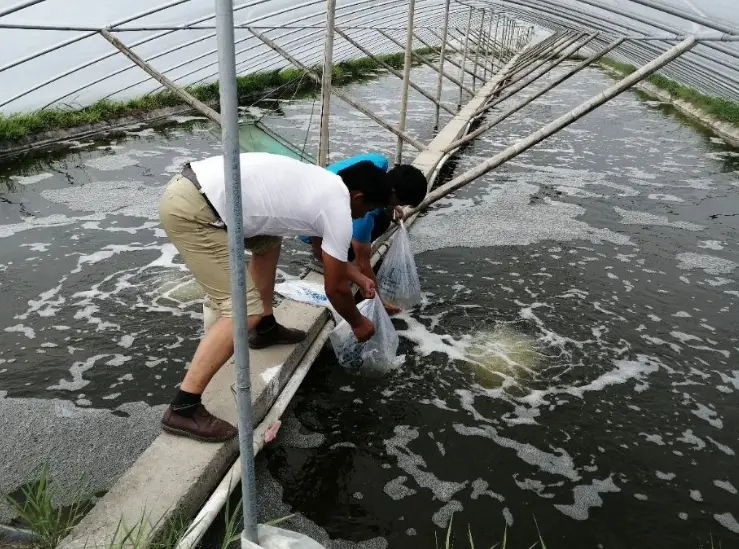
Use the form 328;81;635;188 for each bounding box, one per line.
158;152;392;442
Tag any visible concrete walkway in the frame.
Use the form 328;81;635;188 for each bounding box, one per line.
59;54;523;549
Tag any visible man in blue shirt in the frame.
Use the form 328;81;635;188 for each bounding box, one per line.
299;153;427;312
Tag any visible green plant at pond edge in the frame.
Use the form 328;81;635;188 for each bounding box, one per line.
5;464;89;549
0;47;438;145
600;57;739;127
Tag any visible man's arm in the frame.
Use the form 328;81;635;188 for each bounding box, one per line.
323;252;375;342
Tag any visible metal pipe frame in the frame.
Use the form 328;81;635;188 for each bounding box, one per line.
54;0;466;109
486;0;739;100
434;0;452;128
410;36;698;216
2;0;456;110
447;35;620;152
317;0;337;166
395;0;416;164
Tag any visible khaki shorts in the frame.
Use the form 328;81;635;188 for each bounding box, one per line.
159;174;281;318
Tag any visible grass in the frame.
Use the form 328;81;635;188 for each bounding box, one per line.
600;57;739;127
4;464;89;549
0;47;438;146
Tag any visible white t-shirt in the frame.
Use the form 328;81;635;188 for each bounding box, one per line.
191;152;353;261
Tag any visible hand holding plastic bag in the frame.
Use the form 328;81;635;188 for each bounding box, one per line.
329;294;400;373
376;221;422;310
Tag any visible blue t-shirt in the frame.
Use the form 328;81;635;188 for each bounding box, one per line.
299;153;389;245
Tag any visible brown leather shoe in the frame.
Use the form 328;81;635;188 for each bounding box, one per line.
248;323;307;349
161;404;237;443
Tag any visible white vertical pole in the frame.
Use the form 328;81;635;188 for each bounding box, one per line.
492;14;500;73
434;0;451;129
317;0;337;167
473;9;486;89
458;6;473;109
395;0;416;165
213;0;258;545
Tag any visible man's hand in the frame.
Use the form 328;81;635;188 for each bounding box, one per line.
382;299;402;315
392;205;406;223
352;315;375;342
357;275;376;299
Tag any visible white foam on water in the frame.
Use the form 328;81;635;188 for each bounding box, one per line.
410;181;632;254
676;253;737;275
698;240;725;251
567;355;661;397
118;335;134;348
47;354;109;391
713;480;737;495
673;311;692;318
0;213;105;238
106;355;130;367
706;437;735;456
384;425;467;502
383;476;417;501
678;512;688;520
715;513;739;534
634;494;648;501
705;277;733;287
670;331;702;344
614;207;705;231
453;423;580;481
10;173;54;186
676;429;706;450
647;194;684;203
656;471;676;481
689;490;703;502
42;180;163;219
640;433;665;446
85;154;140;171
691;402;723;429
470;479;504;502
553;476;620;521
4;324;35;339
432;500;463;529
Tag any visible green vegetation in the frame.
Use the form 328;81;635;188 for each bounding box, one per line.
0;47;437;145
4;465;89;549
600;57;739;127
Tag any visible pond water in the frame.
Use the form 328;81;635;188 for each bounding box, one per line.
1;56;738;549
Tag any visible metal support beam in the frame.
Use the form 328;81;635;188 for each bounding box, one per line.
395;0;416;165
414;30;482;83
434;0;452;129
317;0;337;167
334;28;455;115
249;27;426;151
473;9;486;91
409;37;697;216
459;6;474;108
213;0;258;545
446;36;624;153
99;28;222;124
472;31;591;117
378;28;475;95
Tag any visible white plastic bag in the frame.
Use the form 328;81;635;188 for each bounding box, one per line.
376;221;422;309
241;524;326;549
328;294;400;373
274;280;338;319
